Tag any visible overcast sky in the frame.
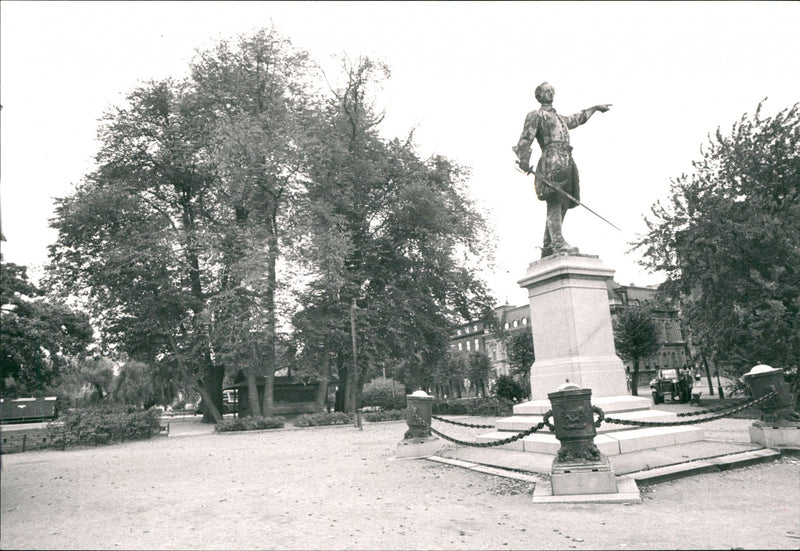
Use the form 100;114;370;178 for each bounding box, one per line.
2;1;798;305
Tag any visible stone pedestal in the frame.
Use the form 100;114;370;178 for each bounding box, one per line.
551;455;618;495
396;436;445;459
396;390;443;459
518;254;628;400
749;420;800;450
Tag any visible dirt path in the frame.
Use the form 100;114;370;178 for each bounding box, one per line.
2;420;798;550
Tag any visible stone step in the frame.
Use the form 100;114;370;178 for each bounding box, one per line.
512;394;652;416
477;425;705;456
495;409;678;433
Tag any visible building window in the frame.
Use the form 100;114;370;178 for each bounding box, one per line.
504;322;510;330
458;342;463;351
474;338;479;351
466;341;471;351
513;320;519;328
522;318;528;325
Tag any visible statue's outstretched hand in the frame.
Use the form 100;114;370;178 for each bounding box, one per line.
595;104;612;113
518;160;531;173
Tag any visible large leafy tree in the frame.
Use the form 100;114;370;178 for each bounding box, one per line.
48;78;229;422
191;29;317;417
1;262;94;396
48;29;318;421
635;102;800;379
504;329;535;398
112;360;176;409
613;305;660;396
292;57;495;411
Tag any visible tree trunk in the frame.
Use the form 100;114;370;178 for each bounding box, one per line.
335;352;353;413
702;355;715;396
202;361;225;423
262;369;275;418
260;226;279;418
245;368;262;417
165;331;222;423
631;359;640;396
315;352;330;412
196;383;222;423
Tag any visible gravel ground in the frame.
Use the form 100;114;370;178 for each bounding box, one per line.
1;417;799;550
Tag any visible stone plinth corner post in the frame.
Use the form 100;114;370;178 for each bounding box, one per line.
396;390;443;459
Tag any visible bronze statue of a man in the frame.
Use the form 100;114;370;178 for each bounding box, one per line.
513;82;611;257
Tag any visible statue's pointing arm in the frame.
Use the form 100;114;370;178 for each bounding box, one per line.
565;104;612;129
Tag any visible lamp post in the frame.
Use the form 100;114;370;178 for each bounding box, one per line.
350;298;362;430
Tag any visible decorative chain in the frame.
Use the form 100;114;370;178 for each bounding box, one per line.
602;391;777;427
430;415;495;429
413;411;551;448
675;394;766;417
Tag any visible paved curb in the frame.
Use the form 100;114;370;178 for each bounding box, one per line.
426;455;540;483
631;447;782;484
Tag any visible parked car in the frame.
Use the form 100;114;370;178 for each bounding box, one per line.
650;368;693;404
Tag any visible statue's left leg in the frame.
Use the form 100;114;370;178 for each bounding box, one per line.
551;197;578;254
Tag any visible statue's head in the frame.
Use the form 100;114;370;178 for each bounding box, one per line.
535;82;555;105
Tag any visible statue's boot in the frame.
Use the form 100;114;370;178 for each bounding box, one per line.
555;242;579;255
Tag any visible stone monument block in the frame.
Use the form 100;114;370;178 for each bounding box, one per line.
519;254;629;400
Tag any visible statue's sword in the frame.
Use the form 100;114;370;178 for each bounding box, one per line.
515;163;623;232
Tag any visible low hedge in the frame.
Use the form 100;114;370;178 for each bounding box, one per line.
46;405;161;448
215;416;285;432
361;409;406;422
293;411;353;427
431;397;513;417
360;378;407;411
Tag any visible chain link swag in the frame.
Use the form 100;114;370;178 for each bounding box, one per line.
430;415;495;429
602;391;776;427
411;392;776;448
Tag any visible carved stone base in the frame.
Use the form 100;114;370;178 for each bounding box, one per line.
518;254;629;400
749;420;800;449
551;454;618;495
396;436;445;459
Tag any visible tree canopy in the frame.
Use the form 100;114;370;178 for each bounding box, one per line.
290;57;495;408
613;304;660;395
1;262;94;396
46;29;496;417
635;102;800;376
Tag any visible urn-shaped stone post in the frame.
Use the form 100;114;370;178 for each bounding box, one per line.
743;365;800;423
546;383;617;496
404;390;434;440
396;390;442;459
546;383;601;463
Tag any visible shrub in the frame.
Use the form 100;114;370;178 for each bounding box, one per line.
361;409;406;422
360;378;407;411
215;416;285;432
494;375;527;403
293;411;353;427
431;397;513;417
47;404;161;448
